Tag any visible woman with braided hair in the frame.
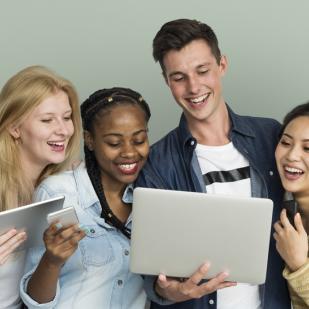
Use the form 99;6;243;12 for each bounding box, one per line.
20;87;151;308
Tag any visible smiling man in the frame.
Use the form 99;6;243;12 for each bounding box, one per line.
136;19;291;309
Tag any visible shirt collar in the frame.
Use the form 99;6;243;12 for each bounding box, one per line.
73;162;134;209
177;103;256;150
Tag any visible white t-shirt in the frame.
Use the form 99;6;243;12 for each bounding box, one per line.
195;142;261;309
0;250;26;309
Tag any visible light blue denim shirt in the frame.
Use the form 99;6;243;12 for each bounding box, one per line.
20;162;146;309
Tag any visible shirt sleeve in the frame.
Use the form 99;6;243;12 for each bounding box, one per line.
283;258;309;308
19;186;61;308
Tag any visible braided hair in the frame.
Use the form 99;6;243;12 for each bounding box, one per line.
81;87;151;238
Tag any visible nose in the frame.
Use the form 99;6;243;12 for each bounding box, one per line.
120;142;137;158
286;145;301;162
187;75;200;95
55;119;70;136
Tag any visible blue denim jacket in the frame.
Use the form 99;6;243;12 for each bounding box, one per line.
135;106;290;309
20;162;146;309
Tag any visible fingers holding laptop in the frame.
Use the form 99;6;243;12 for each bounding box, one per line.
0;229;27;265
155;262;237;302
42;223;85;267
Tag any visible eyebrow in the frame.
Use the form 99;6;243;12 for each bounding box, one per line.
38;109;72;116
102;129;147;138
283;133;309;142
168;62;212;78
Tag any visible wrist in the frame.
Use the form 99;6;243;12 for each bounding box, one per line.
42;251;64;270
288;258;307;272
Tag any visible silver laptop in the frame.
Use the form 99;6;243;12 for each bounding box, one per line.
130;188;273;284
0;196;65;250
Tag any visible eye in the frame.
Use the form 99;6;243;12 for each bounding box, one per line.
171;74;184;82
279;139;290;146
106;142;120;148
41;119;52;123
198;69;209;75
64;115;72;121
134;139;146;145
304;146;309;152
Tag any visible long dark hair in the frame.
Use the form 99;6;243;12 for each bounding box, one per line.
80;87;151;238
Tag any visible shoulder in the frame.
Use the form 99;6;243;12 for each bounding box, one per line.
231;111;282;143
37;170;76;195
34;162;87;202
239;114;281;130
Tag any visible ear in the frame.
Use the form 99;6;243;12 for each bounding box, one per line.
8;124;21;139
219;55;228;77
83;130;94;151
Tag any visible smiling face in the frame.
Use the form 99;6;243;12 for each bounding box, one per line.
84;104;149;189
163;39;227;126
10;90;74;175
275;116;309;199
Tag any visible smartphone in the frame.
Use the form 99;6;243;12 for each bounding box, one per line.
47;206;79;226
283;199;298;227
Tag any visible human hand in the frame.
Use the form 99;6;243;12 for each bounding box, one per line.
42;223;85;268
274;209;308;272
0;229;27;265
155;263;237;302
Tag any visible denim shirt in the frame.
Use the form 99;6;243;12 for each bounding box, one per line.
20;162;146;309
135;105;291;309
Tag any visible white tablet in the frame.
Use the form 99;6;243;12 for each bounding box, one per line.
0;196;65;250
130;188;273;285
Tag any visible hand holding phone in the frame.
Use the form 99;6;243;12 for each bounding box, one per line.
47;207;79;227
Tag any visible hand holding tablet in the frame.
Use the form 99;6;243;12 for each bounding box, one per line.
0;196;64;250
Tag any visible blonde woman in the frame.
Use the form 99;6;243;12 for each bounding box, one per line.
0;65;81;308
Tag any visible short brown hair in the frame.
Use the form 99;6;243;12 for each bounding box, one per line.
153;18;221;71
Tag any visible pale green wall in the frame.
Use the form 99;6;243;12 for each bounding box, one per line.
1;0;308;143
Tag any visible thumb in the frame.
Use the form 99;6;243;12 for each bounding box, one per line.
157;274;171;289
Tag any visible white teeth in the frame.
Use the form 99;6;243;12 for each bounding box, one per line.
285;166;303;174
119;163;136;170
48;142;64;147
190;94;209;104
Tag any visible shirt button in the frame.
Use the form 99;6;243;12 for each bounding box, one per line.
90;228;95;233
269;170;274;176
124;249;129;256
190;140;195;146
117;280;123;286
209;299;215;305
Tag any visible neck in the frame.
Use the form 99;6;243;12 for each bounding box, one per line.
101;175;126;200
188;102;230;146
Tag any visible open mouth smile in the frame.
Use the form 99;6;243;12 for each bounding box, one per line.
117;162;139;175
47;141;65;152
187;93;210;106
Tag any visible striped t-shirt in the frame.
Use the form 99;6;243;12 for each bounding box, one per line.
195;142;261;309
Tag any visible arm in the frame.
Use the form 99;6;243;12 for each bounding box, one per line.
26;223;85;303
283;259;309;307
0;229;26;265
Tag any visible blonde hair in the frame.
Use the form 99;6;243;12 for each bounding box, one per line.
0;65;81;211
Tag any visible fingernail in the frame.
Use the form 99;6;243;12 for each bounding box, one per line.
55;223;63;230
78;224;89;233
201;262;210;272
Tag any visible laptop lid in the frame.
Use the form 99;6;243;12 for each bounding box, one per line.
0;196;65;250
130;188;273;284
